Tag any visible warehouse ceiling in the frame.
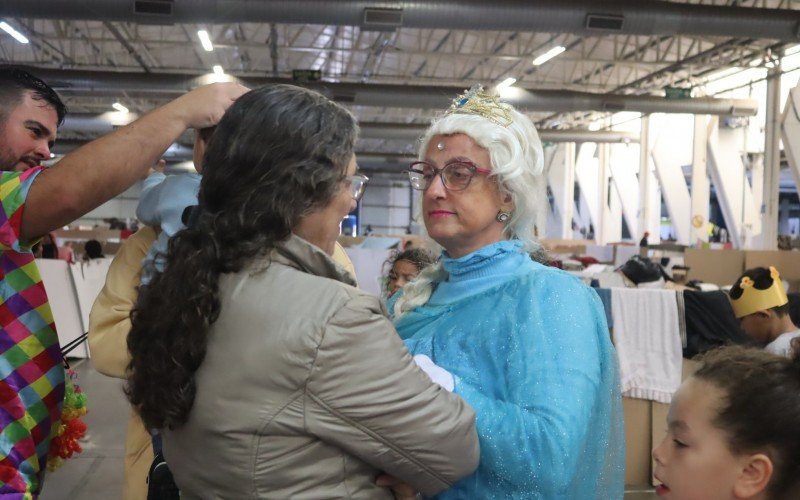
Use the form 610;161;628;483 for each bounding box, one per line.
0;0;799;161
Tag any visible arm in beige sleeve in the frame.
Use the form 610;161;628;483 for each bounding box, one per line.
88;227;157;379
304;293;480;496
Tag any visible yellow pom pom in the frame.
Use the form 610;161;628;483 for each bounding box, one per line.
740;276;754;289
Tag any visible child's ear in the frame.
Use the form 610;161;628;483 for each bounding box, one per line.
733;453;772;499
754;310;772;320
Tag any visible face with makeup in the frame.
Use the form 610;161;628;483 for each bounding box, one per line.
419;133;513;259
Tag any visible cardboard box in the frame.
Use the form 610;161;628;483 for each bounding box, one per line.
744;250;800;281
623;359;699;487
623;397;652;486
684;248;745;286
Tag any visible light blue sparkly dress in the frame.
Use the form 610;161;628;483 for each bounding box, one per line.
392;240;625;499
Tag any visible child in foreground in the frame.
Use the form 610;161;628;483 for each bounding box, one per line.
653;343;800;499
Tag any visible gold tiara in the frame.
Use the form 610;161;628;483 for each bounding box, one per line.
444;84;514;127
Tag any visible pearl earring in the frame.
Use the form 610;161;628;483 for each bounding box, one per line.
496;211;511;222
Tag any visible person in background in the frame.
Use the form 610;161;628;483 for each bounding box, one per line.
83;239;104;260
125;84;478;498
653;344;800;499
0;65;246;497
40;232;59;258
640;230;650;248
383;247;436;299
390;85;624;498
730;266;800;357
88;227;158;499
136;127;213;286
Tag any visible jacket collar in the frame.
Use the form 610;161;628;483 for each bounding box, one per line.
268;234;357;287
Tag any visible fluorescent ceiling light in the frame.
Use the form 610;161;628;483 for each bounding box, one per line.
197;30;214;52
213;65;225;76
532;46;566;66
496;77;517;92
0;22;28;44
112;102;129;113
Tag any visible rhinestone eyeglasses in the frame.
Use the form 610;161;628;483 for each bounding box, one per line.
407;160;492;191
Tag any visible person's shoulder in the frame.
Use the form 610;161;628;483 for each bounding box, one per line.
521;260;588;290
0;167;43;197
161;172;201;189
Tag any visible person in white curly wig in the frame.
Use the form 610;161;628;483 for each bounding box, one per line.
389;85;625;499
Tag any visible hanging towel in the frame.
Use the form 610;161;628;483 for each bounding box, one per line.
611;288;683;403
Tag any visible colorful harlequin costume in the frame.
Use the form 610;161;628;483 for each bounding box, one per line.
0;168;66;497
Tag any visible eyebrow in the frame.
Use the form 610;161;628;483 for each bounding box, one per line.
667;420;690;433
24;120;56;147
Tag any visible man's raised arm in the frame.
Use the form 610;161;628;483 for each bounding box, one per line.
21;82;248;241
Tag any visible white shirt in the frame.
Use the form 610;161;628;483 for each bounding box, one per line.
765;330;800;357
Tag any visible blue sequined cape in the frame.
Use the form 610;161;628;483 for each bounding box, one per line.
392;240;625;499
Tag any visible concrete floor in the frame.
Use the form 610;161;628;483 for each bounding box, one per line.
38;359;658;499
40;359;127;500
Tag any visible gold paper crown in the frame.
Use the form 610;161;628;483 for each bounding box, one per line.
730;266;788;318
445;84;514;127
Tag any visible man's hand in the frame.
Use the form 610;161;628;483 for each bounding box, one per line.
165;82;249;130
376;474;418;499
20;82;248;241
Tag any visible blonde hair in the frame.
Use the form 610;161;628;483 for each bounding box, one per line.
394;105;546;317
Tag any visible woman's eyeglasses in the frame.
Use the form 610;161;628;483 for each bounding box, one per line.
407;161;491;192
345;174;369;201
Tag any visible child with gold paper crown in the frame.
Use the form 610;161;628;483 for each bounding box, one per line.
729;266;800;357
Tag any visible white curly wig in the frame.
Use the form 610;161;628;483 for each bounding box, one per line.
394;100;547;317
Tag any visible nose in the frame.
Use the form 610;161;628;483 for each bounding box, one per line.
33;141;51;161
426;172;447;198
652;436;667;466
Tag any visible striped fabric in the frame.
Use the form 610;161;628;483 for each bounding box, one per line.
0;168;64;499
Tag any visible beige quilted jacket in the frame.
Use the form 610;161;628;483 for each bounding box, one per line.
164;235;479;499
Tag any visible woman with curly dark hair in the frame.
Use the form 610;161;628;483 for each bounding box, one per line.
125;85;478;499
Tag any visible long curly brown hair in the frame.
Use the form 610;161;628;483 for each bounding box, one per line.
125;84;358;430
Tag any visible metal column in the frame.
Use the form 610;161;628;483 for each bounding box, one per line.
691;115;710;244
638;115;651;241
761;59;782;250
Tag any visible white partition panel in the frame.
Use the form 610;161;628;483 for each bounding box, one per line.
651;135;692;244
706;117;761;248
575;143;600;242
781;85;800;200
37;259;88;358
545;143;576;239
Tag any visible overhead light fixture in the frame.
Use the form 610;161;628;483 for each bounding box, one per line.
496;77;517;92
112;102;129;113
213;65;224;76
0;22;29;44
532;46;566;66
197;30;213;52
